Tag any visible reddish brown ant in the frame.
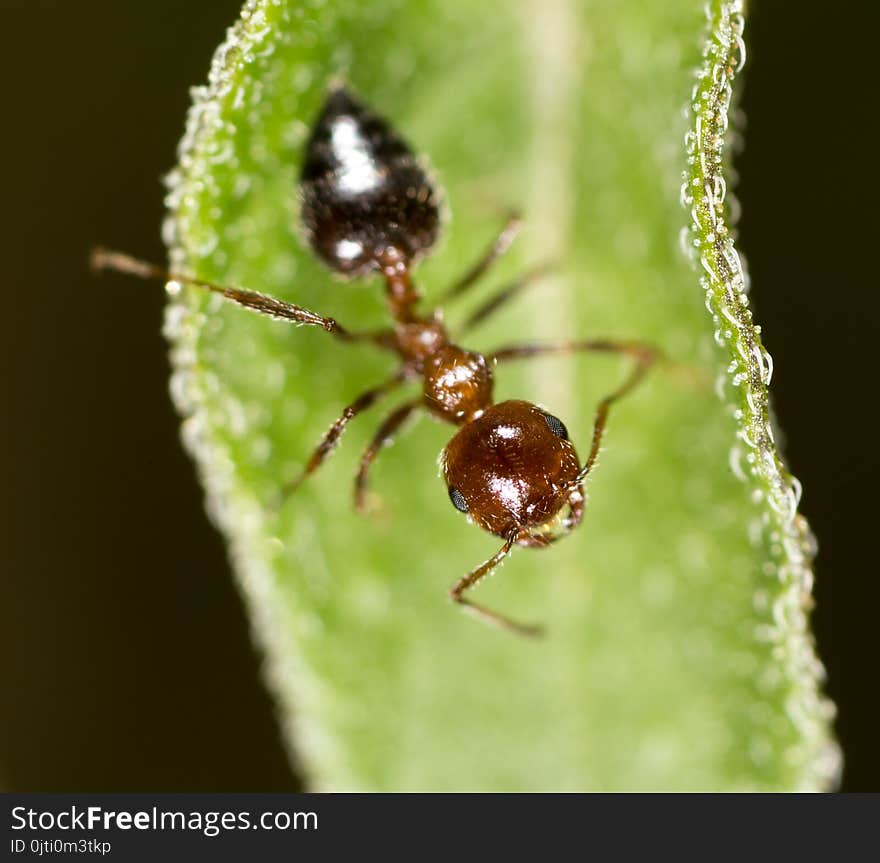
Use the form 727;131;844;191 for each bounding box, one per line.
92;87;656;636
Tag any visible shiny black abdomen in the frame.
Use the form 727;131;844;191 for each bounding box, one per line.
300;88;441;277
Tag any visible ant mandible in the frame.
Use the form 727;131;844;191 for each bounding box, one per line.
93;86;656;637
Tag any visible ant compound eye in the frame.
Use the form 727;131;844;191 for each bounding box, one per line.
448;486;469;513
543;413;569;440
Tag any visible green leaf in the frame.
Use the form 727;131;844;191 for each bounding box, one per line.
164;0;838;789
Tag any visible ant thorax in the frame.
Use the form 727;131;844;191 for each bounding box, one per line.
423;346;494;424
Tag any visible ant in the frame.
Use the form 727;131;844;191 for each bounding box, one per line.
93;86;656;637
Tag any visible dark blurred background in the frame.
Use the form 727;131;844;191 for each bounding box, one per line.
1;1;877;791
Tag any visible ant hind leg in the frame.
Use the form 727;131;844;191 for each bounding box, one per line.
441;211;522;303
91;247;392;349
457;263;555;336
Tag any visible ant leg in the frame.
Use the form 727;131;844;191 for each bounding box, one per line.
489;338;657;369
458;262;554;335
449;532;544;637
441;211;522;303
354;400;420;513
490;339;657;410
275;375;404;505
91;248;388;348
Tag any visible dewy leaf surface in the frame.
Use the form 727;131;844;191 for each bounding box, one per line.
164;0;838;789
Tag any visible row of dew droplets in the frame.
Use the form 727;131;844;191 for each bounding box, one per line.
160;0;341;781
680;1;839;788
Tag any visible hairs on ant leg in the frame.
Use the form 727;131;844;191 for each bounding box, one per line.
93;86;657;637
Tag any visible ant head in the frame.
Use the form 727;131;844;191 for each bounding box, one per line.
442;400;581;538
300;87;441;277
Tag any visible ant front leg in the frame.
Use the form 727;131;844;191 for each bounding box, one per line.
449;532;544;637
275;374;404;506
354;400;419;513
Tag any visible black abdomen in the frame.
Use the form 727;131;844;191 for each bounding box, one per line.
300;88;441;277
